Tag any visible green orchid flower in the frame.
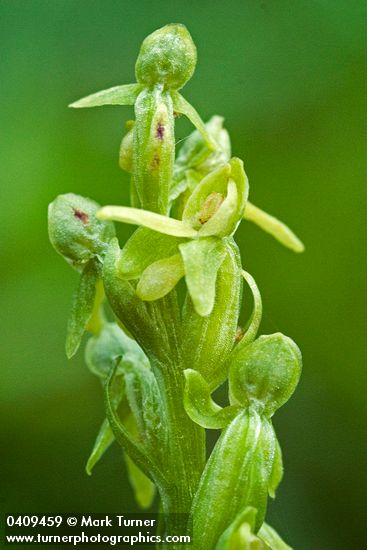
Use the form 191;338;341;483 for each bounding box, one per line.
69;23;215;215
98;157;248;317
184;332;302;549
170;114;305;252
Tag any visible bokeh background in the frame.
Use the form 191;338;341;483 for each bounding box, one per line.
1;1;366;548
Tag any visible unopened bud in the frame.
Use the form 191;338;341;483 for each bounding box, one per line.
229;333;302;416
135;24;197;90
48;193;115;266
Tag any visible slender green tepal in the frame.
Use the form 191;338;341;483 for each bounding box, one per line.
49;23;304;550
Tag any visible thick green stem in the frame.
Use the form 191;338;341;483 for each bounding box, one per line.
149;295;206;544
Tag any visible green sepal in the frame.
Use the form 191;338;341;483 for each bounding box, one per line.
182;158;248;237
65;258;101;359
244;202;304;253
170;115;230;207
198;179;238;237
85;322;149;380
170;168;202;204
216;507;269;550
179;237;226;316
258;523;292;550
171;91;216;149
182;239;242;389
191;409;275;549
118;227;184;280
136;254;185;302
184;369;240;429
48;193;115;267
268;440;283;498
229;333;302;416
174;115;230;179
182;163;230;225
135;24;197;90
98;205;197;237
69;83;142;108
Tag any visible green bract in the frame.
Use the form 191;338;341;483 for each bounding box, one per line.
49;23;303;550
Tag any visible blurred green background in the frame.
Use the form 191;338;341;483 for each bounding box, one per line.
1;1;366;548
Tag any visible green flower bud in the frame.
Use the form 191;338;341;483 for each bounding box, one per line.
135;24;197;90
48;193;115;267
229;333;302;416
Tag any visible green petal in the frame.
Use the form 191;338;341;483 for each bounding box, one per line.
179;237;226;316
69;83;142;108
198;179;238;237
98;206;197;237
65;259;100;359
136;254;185;301
244;202;305;253
182;157;248;237
184;369;240;429
171;91;216;149
118;227;183;279
182;163;231;224
258;523;293;550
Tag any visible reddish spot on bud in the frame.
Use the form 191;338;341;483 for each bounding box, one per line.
73;208;89;224
156;122;165;140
